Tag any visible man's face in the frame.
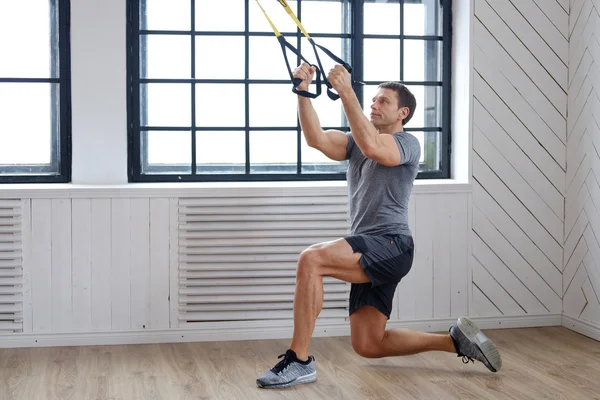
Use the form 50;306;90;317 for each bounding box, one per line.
369;88;408;128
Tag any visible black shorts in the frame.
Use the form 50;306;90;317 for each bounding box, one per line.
344;234;414;319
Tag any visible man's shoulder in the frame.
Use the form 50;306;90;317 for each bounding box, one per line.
393;131;419;142
391;132;421;166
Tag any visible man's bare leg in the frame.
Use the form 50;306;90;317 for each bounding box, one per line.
256;238;371;389
289;239;371;360
350;306;502;372
350;306;455;358
288;261;324;361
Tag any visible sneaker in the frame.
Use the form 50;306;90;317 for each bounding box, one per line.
256;349;317;389
449;316;502;373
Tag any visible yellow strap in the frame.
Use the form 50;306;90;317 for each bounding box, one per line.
277;0;311;39
254;0;281;36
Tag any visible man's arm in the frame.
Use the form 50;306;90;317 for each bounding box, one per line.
298;96;348;161
293;63;348;161
338;93;400;166
327;66;401;166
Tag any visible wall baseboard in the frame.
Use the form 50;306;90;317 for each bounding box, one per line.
0;314;562;348
562;315;600;341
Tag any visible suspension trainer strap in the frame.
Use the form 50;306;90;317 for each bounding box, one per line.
254;0;321;98
275;0;353;100
255;0;354;100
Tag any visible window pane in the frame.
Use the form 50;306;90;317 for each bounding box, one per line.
142;35;191;78
407;131;426;163
404;0;443;36
403;39;442;82
417;130;442;171
144;83;191;127
249;85;297;127
312;90;346;128
364;2;400;35
196;0;245;32
301;1;345;34
0;83;53;165
0;2;54;78
195;84;245;127
196;36;245;79
407;85;442;129
250;131;296;173
131;0;450;181
250;1;298;33
301;37;350;83
196;131;246;174
142;0;190;31
301;134;347;174
249;36;293;80
144;130;191;173
364;39;400;82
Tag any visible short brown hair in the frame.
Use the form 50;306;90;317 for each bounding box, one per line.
378;82;417;125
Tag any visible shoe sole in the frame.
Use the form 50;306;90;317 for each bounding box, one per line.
457;316;502;373
256;371;317;389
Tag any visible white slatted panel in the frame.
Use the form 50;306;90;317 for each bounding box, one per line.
0;200;23;333
472;0;567;316
177;194;351;325
24;198;172;333
395;193;469;321
564;0;600;325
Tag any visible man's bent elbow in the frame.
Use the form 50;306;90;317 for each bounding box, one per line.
361;145;380;160
363;148;401;167
304;132;326;150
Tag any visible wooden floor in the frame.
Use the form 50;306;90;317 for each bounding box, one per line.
0;326;599;399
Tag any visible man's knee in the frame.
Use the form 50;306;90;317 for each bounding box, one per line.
351;332;385;358
297;244;326;275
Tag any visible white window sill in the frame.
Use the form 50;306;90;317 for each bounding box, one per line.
0;179;471;199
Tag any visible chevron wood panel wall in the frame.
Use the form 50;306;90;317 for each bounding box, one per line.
471;0;567;317
564;0;600;326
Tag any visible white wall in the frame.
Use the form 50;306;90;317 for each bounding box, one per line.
563;0;600;340
0;186;475;348
70;0;128;184
470;0;566;318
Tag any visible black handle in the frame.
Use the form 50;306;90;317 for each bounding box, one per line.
278;36;322;98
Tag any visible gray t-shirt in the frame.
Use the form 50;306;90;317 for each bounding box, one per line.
344;131;421;237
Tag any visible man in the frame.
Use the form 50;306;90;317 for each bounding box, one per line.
256;63;502;389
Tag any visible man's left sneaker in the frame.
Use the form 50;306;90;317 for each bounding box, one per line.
449;316;502;372
256;349;317;389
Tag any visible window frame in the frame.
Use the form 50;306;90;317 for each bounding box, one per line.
0;0;72;184
127;0;451;182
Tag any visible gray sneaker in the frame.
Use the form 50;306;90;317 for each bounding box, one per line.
256;349;317;389
449;316;502;372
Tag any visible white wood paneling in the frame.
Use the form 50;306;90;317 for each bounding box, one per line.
72;199;92;332
564;0;600;331
473;0;567;317
395;193;469;321
52;199;72;332
130;198;150;330
23;198;172;333
6;189;471;338
150;198;170;329
30;200;52;333
90;199;112;330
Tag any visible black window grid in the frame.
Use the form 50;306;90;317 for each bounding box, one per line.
0;0;72;183
127;0;451;182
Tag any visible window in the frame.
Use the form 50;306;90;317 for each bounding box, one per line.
127;0;451;182
0;1;72;183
